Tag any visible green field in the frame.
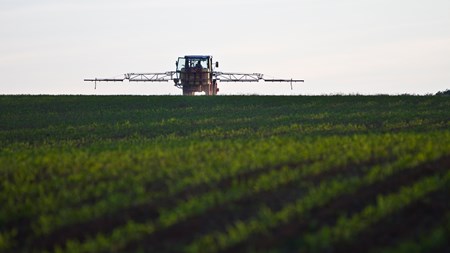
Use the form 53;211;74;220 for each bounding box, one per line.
1;95;449;253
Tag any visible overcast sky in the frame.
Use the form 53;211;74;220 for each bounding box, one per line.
1;0;449;95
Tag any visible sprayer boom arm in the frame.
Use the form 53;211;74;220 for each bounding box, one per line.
213;72;304;83
84;72;177;83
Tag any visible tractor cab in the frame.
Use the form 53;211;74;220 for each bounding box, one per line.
176;56;218;95
176;55;212;72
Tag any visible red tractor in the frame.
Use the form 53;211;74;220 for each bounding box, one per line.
85;55;303;95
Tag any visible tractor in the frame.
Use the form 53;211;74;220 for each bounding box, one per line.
85;55;303;95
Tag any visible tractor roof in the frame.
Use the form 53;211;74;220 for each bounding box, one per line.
185;55;211;59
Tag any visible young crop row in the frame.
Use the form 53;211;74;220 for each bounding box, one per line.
185;152;448;253
1;96;449;146
10;131;444;253
0;133;377;249
0;95;449;253
1;134;449;252
1;131;418;233
297;172;450;253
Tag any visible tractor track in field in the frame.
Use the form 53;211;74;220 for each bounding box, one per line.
333;187;450;253
171;159;317;201
29;156;374;252
25;157;312;215
28;159;316;251
227;155;450;253
26;155;418;252
121;157;397;253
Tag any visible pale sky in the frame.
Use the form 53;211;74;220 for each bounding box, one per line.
1;0;449;95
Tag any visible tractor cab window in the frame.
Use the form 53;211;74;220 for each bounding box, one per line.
187;58;208;70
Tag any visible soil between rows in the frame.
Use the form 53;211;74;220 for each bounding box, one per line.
227;155;450;253
27;155;447;253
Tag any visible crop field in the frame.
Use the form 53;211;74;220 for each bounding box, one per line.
0;95;449;253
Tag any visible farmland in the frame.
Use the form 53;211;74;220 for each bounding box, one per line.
0;95;449;253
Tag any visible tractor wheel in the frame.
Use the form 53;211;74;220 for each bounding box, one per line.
183;87;194;96
212;81;218;95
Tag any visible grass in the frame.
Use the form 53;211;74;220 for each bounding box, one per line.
0;95;449;253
